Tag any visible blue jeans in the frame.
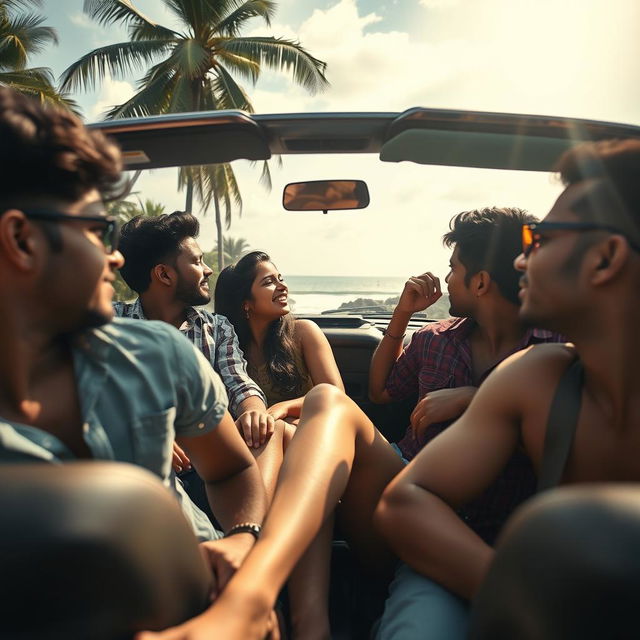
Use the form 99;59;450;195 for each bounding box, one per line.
375;563;469;640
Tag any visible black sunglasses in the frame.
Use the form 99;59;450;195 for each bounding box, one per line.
522;222;640;258
21;208;120;253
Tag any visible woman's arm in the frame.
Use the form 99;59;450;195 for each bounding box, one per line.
268;319;344;421
297;319;344;391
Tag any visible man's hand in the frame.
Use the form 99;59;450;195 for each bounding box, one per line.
199;534;255;599
235;410;275;448
396;272;442;315
172;442;192;473
410;386;477;441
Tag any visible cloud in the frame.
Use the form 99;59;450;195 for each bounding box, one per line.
245;0;477;114
87;75;135;121
69;13;96;29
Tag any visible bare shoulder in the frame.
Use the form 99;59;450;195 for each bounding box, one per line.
475;342;577;410
294;318;324;340
494;342;576;378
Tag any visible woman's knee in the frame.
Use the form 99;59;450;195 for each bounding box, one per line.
303;383;349;411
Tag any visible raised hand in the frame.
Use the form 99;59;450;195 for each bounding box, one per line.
396;272;442;315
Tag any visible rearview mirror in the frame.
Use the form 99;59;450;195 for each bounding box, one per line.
282;180;370;213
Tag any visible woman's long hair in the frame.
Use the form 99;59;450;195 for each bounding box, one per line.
214;251;303;397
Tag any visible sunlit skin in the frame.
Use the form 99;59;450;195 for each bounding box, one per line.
0;188;272;635
240;259;344;640
35;190;124;331
373;179;640;605
368;242;530;441
0;189;123;458
174;237;214;307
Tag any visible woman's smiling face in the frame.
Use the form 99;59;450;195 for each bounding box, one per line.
246;260;290;320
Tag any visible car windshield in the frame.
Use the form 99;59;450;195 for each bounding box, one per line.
126;152;564;318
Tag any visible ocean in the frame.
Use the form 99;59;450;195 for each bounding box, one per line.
286;275;408;314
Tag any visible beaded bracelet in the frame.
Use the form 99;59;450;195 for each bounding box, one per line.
224;522;262;540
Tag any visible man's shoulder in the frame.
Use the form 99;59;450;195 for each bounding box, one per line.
189;307;229;327
410;317;464;343
100;316;186;350
495;341;576;379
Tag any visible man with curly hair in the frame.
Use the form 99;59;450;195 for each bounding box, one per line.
0;86;266;601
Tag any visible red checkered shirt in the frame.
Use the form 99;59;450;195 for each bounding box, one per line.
386;316;563;543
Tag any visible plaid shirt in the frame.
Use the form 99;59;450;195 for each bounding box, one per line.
386;316;563;544
113;299;266;417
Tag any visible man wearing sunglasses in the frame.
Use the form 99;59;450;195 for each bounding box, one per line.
0;87;266;602
375;139;640;635
368;207;564;638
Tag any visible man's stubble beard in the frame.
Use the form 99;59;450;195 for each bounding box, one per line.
175;277;211;307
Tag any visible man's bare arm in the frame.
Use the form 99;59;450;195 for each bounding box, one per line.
374;352;529;599
178;411;268;595
178;410;267;531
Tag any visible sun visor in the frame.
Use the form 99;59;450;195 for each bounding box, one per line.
380;129;573;172
90;111;271;170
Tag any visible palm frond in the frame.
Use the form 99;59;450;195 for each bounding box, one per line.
129;20;179;42
0;67;81;113
167;71;196;112
210;64;253;111
213;44;260;85
83;0;158;29
257;159;272;190
0;0;43;20
102;65;179;118
0;12;58;70
178;162;242;226
59;39;173;92
162;0;229;32
215;0;276;36
223;36;329;93
170;38;210;78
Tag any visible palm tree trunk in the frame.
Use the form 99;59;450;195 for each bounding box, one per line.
185;179;193;212
214;193;223;272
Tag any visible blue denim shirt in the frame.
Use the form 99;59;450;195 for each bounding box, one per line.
0;317;227;541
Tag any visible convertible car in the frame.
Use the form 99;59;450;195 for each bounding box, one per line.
93;106;640;444
4;107;639;640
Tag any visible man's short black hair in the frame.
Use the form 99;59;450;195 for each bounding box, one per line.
118;211;200;293
443;207;537;305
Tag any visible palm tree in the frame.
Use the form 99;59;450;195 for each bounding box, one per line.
0;0;78;110
60;0;328;270
218;235;250;265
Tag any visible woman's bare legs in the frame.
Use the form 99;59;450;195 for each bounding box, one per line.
210;384;405;639
251;419;286;502
252;417;333;640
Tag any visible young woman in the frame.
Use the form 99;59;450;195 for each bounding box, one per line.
214;250;344;433
215;251;344;640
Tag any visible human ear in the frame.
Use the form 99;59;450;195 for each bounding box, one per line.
152;263;174;287
590;236;627;285
0;210;38;271
474;270;491;296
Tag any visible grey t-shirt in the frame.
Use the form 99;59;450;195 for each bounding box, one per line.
0;317;227;541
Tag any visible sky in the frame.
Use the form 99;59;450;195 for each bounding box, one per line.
29;0;640;279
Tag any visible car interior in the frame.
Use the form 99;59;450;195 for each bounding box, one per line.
87;108;640;638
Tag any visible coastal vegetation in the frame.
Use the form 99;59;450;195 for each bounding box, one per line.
0;0;76;110
60;0;328;269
